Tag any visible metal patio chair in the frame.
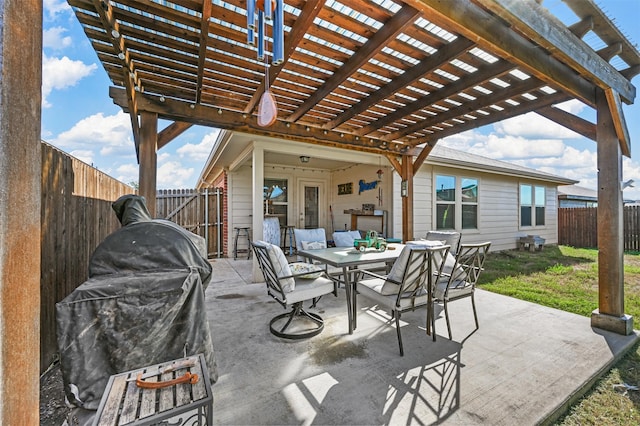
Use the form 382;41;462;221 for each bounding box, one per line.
251;240;335;339
432;242;491;340
356;244;451;355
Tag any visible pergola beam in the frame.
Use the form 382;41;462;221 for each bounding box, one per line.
535;106;596;141
409;0;597;107
604;88;631;157
90;0;141;154
157;121;193;150
473;0;635;103
111;87;419;156
287;4;421;122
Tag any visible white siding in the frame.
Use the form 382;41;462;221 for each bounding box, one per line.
404;165;561;252
229;165;253;245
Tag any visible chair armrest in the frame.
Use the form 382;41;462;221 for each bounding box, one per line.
358;269;388;280
281;270;330;280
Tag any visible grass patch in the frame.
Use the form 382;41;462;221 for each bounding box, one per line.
478;246;640;424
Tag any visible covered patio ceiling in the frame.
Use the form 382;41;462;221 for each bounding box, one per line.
68;0;640;162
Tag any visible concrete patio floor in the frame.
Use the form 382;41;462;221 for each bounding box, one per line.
205;256;639;425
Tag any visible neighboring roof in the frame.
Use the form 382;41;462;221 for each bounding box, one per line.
559;184;636;203
427;144;577;185
558;184;598;200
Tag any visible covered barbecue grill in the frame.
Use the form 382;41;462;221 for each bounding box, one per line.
56;195;218;410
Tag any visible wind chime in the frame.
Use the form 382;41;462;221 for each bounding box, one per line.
246;0;285;127
377;169;384;206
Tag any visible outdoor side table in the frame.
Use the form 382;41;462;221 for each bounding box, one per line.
93;353;213;426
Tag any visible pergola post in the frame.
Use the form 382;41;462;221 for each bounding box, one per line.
591;89;633;335
139;111;158;217
401;155;414;242
0;0;42;423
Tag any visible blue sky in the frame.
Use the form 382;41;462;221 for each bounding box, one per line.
42;0;640;199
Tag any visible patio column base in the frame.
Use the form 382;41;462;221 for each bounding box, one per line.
591;309;634;335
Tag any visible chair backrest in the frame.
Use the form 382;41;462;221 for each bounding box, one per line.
294;228;327;251
426;231;461;255
447;242;491;290
332;230;362;247
383;245;451;301
251;241;295;304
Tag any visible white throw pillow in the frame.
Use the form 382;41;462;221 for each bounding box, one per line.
384;242;447;294
301;240;327;250
259;240;295;292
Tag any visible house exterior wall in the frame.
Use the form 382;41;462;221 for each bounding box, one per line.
225;146;562;255
391;163;560;252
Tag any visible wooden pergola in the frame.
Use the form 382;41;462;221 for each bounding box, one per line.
67;0;639;329
0;0;638;420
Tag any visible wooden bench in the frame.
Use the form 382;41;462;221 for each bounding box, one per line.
518;235;545;252
93;354;213;426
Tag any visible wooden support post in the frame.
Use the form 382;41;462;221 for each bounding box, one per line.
0;0;42;423
139;112;158;217
591;89;633;335
401;155;414;242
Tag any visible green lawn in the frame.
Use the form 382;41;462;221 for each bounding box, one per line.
478;246;640;424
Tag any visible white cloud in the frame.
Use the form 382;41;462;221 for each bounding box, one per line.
176;129;220;162
622;157;640;201
554;99;588;115
43;27;73;50
43;0;71;20
441;129;597;188
441;130;565;160
42;55;97;108
493;111;583;139
68;149;94;166
50;111;134;159
115;163;139;186
157;161;195;189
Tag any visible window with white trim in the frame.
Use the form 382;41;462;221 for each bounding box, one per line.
520;184;545;227
435;175;478;230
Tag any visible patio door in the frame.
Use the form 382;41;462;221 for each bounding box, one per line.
298;180;326;229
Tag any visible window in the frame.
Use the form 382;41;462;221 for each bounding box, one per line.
436;175;455;230
461;178;478;229
435;175;478;230
264;178;288;226
520;184;545;227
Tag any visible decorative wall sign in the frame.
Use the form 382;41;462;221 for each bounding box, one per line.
338;182;352;195
358;179;378;194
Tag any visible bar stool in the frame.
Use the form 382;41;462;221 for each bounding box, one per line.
280;225;296;256
233;226;251;260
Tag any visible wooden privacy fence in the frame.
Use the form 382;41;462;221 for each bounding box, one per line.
155;188;223;258
558;206;640;251
41;143;135;372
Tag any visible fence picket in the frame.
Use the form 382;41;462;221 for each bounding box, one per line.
558;207;640;251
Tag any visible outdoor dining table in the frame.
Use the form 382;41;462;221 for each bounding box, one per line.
297;243;405;334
